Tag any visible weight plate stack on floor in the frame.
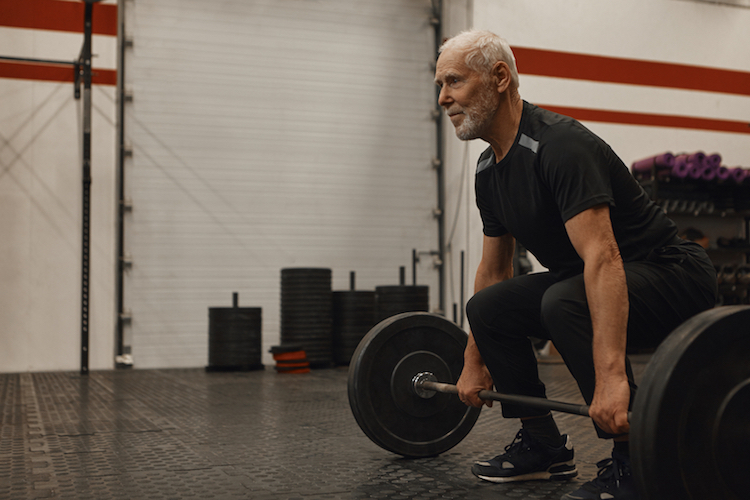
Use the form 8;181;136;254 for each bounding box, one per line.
206;305;263;371
280;268;333;368
270;344;311;374
348;312;481;458
631;305;750;500
332;290;377;365
375;285;429;322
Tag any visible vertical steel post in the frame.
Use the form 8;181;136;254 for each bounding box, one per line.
460;250;465;328
431;0;445;315
80;1;94;375
115;0;127;362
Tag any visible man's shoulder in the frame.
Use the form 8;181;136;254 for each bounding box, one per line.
523;103;603;159
523;102;584;141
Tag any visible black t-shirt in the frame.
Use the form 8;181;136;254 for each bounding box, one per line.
475;101;677;280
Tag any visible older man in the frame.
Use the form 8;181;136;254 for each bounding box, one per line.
434;30;717;500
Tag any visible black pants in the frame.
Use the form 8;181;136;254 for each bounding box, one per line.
465;238;717;438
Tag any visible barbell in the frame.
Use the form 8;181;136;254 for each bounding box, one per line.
347;306;750;499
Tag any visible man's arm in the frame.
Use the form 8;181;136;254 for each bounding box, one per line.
474;233;516;291
564;204;630;435
457;233;515;408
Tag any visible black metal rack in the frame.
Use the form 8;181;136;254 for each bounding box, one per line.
634;163;750;305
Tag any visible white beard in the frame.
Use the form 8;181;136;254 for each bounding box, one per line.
453;87;499;141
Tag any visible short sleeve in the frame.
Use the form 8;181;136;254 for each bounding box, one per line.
477;194;508;237
475;150;508;238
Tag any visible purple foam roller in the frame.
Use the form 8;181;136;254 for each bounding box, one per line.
686;151;706;166
701;166;716;181
706;153;722;169
716;166;731;181
688;162;705;180
671;157;691;179
631;152;675;175
729;167;748;184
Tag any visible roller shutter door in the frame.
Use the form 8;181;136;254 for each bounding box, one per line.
123;0;438;367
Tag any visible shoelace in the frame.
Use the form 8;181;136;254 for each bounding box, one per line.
504;429;533;455
593;455;630;489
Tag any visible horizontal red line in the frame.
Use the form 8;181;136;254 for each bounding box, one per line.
540;104;750;135
0;0;117;36
514;47;750;97
0;61;117;86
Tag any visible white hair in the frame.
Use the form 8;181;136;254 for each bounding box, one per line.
439;29;520;89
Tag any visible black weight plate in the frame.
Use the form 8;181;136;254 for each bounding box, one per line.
281;304;332;311
281;276;331;281
377;293;429;300
280;301;333;309
712;378;750;493
335;311;376;320
281;267;331;275
376;293;429;300
377;303;429;309
281;330;332;336
347;312;481;458
333;290;376;295
281;318;332;327
281;297;332;303
377;299;429;306
376;285;429;293
281;285;331;290
281;319;333;326
631;305;750;499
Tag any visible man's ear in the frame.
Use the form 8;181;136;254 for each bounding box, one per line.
492;61;512;93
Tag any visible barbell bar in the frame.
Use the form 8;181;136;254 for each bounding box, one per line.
412;371;593;417
414;374;636;421
347;307;750;500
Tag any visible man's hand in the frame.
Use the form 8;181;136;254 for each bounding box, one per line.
456;361;494;408
589;374;630;435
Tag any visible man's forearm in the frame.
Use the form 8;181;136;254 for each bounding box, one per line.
474;268;511;294
474;253;514;294
464;331;484;365
584;256;629;378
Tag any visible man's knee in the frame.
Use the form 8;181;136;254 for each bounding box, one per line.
465;286;493;331
540;277;589;338
467;275;556;345
466;278;537;332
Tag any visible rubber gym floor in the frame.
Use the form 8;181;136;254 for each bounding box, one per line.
0;358;648;500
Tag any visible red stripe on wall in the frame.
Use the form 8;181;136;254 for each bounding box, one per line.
541;104;750;135
0;61;117;86
0;0;117;36
513;47;750;98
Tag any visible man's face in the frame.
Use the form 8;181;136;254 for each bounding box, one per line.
434;49;499;141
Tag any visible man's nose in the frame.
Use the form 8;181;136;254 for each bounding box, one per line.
437;86;451;107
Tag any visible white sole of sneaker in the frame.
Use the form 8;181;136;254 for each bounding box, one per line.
474;461;578;483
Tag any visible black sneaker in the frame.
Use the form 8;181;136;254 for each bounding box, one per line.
471;429;577;483
561;451;638;500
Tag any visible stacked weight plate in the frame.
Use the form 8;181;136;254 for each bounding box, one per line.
375;285;429;322
280;268;333;368
206;304;263;371
332;290;377;365
269;344;311;373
